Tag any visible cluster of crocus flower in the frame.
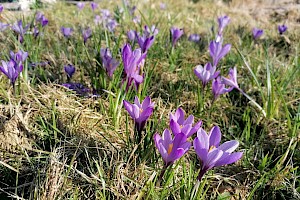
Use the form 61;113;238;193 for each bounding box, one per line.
0;50;28;89
36;12;49;27
154;108;202;167
153;107;242;183
100;48;120;78
123;96;155;134
128;25;159;53
12;20;29;43
121;44;146;91
94;9;118;32
194;15;236;101
33;12;48;39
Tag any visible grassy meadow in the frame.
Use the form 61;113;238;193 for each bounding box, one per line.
0;0;299;199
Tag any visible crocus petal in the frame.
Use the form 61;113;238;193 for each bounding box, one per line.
205;149;223;170
175;108;185;124
123;100;135;119
193;137;208;162
196;128;209;150
134;96;141;108
141;96;151;110
215;152;243;167
218;140;239;153
184;115;194;125
170;119;181;135
209;126;221;147
162;129;172;147
153;133;168;163
188;120;202;137
181;124;192;135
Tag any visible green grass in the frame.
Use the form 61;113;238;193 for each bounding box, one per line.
0;0;299;199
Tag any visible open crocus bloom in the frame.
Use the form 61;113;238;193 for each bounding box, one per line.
123;96;154;133
169;108;202;138
154;129;191;166
193;126;243;180
221;67;239;89
194;62;220;88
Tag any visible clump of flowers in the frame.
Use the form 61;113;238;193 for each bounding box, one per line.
100;48;119;78
12;20;29;43
121;44;146;91
154;108;202;183
133;25;159;53
0;50;28;92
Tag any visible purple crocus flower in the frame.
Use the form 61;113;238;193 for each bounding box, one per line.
194;126;243;180
188;34;201;42
106;19;118;32
94;15;101;25
0;5;3;13
62;83;90;96
33;27;39;38
82;28;92;44
123;96;154;133
61;27;73;38
12;20;29;43
154;130;190;167
144;25;159;37
127;30;136;41
100;48;119;77
0;22;9;31
77;2;85;10
221;67;239;89
137;35;155;53
278;24;287;35
101;9;111;20
170;27;184;47
217;15;230;36
36;12;48;27
133;16;141;24
169;108;202;138
209;40;231;67
194;62;220;88
64;64;75;79
10;50;28;64
90;2;98;11
122;44;146;90
0;59;23;86
212;77;232;101
252;28;263;40
160;3;166;10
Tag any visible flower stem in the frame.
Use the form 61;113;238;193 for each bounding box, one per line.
156;163;169;186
